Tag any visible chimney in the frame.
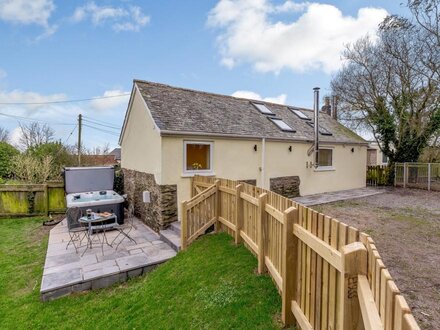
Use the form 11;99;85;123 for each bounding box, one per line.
321;96;331;115
313;87;320;168
331;95;338;120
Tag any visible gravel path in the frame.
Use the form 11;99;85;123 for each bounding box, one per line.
314;188;440;330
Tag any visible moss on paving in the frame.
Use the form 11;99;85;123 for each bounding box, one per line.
0;217;285;330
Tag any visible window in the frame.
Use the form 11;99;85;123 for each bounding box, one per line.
290;108;311;120
306;122;333;136
269;117;296;132
184;141;213;173
382;153;388;163
251;102;274;115
318;149;333;167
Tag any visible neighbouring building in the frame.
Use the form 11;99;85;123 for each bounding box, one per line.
367;141;388;166
109;148;121;163
119;80;368;231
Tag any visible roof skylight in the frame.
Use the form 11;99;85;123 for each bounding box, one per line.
290;108;311;120
306;122;333;136
269;118;296;132
251;102;274;115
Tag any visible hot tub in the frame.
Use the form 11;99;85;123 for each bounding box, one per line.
64;167;125;224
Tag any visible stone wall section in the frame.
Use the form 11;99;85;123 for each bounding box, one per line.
269;176;301;198
123;169;177;232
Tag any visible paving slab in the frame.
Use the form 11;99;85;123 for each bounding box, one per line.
292;187;388;206
41;217;177;301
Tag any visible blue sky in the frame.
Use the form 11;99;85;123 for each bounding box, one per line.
0;0;409;150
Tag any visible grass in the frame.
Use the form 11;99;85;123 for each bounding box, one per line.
0;217;285;330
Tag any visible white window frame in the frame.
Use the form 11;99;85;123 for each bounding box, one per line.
183;140;214;176
315;147;335;171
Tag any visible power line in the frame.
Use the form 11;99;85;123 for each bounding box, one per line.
82;115;122;129
0;93;130;105
63;124;77;145
83;118;121;130
83;123;120;137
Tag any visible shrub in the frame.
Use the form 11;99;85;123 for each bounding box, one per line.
0;142;19;178
11;154;54;183
28;141;76;176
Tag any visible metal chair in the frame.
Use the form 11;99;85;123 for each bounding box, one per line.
66;207;87;253
111;204;137;250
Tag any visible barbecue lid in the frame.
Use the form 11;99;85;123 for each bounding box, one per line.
64;166;115;194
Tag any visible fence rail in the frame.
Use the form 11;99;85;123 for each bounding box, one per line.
181;176;420;330
395;162;440;191
0;182;65;217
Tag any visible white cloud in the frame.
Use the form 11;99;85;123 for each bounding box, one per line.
72;2;150;32
90;90;130;111
232;90;287;104
9;127;23;148
208;0;388;74
0;88;127;149
0;0;54;27
0;89;66;113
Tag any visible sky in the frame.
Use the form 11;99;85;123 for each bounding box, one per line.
0;0;409;150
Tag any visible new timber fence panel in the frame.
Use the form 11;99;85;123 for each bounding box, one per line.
182;176;420;330
367;165;390;186
0;182;66;217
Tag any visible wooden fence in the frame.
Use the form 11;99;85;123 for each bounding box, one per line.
395;162;440;191
181;176;420;330
0;182;66;217
366;165;390;186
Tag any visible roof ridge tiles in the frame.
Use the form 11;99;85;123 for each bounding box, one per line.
133;79;313;112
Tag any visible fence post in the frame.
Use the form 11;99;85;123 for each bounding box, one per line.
214;180;221;232
338;242;367;330
181;201;188;251
43;183;49;216
403;163;407;188
257;192;267;274
234;184;244;245
281;206;299;326
428;163;431;191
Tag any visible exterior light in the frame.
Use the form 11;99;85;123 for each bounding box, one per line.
289;146;292;152
254;144;257;151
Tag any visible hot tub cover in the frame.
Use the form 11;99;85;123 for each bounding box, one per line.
64;166;115;194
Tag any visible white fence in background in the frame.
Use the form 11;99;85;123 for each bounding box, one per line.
395;163;440;191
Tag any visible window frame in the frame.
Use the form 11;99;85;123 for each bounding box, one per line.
183;140;214;175
315;147;334;171
289;107;311;120
268;117;296;132
251;102;275;116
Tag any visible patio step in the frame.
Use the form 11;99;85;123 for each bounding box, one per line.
159;227;181;252
169;221;181;235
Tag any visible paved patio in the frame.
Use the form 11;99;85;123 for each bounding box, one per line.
293;187;387;206
41;218;176;301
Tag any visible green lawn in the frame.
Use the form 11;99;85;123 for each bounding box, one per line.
0;217;285;329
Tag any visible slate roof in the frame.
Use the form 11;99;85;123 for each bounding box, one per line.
131;80;366;145
109;147;121;160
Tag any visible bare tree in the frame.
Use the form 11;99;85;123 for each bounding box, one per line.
331;2;440;168
86;143;110;155
18;122;55;150
0;127;9;142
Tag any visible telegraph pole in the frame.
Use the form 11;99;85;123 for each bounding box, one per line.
78;114;82;166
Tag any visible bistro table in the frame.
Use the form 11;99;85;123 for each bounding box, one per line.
79;212;118;256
